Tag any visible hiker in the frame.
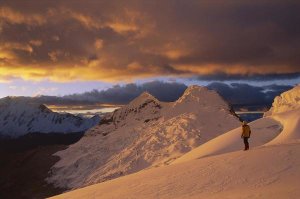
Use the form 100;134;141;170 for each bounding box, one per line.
241;121;251;150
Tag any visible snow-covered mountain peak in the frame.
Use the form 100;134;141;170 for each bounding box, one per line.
177;85;220;102
265;84;300;116
0;97;48;115
48;85;240;189
139;91;155;98
105;92;162;127
183;85;208;94
128;92;159;107
173;85;230;112
0;97;99;138
38;104;52;113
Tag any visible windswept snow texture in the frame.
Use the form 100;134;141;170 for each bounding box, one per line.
264;84;300;116
51;86;300;199
264;85;300;145
173;117;282;164
0;97;100;138
47;85;240;189
51;142;300;199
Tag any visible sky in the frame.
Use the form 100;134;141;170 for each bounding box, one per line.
0;0;300;102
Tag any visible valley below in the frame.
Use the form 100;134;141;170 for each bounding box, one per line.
0;132;83;199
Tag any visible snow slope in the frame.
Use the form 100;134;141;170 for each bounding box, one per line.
174;84;300;163
51;142;300;199
264;85;300;145
0;97;100;138
50;85;300;199
173;117;282;164
47;85;240;189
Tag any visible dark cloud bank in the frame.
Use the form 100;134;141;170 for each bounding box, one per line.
9;81;293;111
206;82;293;110
65;81;292;110
63;81;187;104
196;72;300;81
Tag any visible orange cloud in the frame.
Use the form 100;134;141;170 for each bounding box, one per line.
29;40;43;47
0;7;46;25
1;42;33;53
173;63;298;76
0;51;14;60
61;8;144;35
68;11;103;29
94;39;104;50
0;59;179;83
0;2;299;83
0;58;298;83
106;22;138;34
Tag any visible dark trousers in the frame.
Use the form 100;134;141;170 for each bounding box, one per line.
243;137;249;150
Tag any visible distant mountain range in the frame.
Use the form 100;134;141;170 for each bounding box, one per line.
0;97;100;138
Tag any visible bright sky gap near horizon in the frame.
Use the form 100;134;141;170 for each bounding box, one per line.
0;1;299;99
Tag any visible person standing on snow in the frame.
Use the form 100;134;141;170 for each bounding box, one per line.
241;121;251;150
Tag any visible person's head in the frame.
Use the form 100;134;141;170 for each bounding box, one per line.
242;121;247;125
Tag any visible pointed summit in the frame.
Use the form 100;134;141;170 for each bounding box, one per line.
181;85;209;97
175;85;227;107
108;92;162;126
128;91;159;108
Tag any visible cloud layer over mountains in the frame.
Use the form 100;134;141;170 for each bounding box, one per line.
68;81;292;108
64;81;187;103
5;81;292;110
207;83;292;107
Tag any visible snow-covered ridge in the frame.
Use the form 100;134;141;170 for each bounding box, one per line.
263;85;300;145
265;84;300;116
0;97;100;138
174;84;300;163
109;92;162;127
47;85;241;189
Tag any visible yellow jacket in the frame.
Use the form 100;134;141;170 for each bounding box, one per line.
242;124;251;138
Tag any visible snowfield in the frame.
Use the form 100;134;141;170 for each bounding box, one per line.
50;85;300;199
51;142;300;199
47;86;240;189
